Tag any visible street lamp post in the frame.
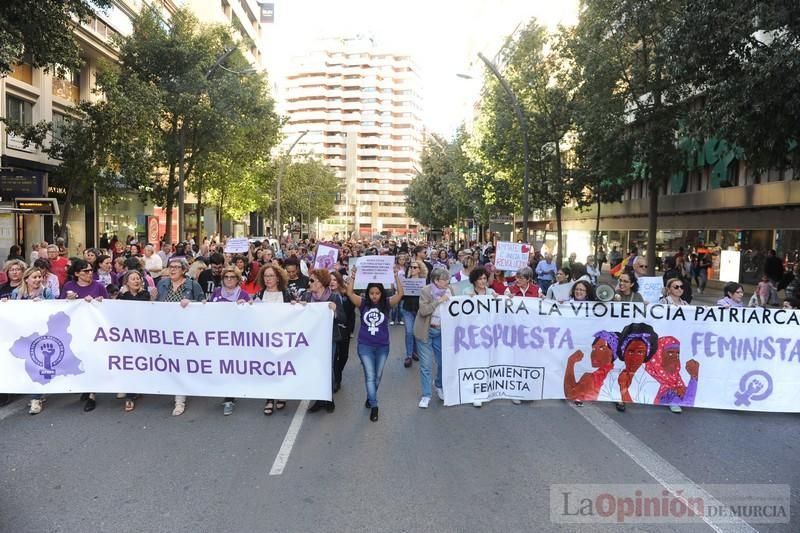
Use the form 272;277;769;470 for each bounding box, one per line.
475;52;531;243
275;130;308;238
176;47;244;243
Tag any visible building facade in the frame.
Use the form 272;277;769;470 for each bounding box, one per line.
281;37;423;239
531;154;799;285
0;0;178;260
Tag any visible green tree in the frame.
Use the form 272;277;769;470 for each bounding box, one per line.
405;133;472;232
0;0;110;75
115;7;279;243
571;0;688;274
473;20;583;261
280;156;339;226
670;0;800;174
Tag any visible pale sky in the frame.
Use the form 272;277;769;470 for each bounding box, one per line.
261;0;579;139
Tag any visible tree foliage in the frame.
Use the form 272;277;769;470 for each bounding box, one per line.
670;0;800;173
279;156;339;223
114;7;280;242
0;0;111;75
405;133;473;230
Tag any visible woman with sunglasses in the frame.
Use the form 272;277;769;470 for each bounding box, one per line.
399;260;427;368
304;269;346;414
60;258;109;412
659;278;688;306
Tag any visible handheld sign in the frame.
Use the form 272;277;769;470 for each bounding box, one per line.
637;276;664;303
313;243;339;271
401;277;426;296
223;238;250;254
495;241;531;271
354;256;395;288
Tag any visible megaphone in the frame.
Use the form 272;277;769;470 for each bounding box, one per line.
596;284;615;302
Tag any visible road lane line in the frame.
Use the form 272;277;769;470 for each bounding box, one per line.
572;404;757;533
0;400;26;421
269;400;309;476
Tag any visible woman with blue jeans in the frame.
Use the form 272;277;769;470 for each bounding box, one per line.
413;268;453;409
400;260;427;368
345;266;404;422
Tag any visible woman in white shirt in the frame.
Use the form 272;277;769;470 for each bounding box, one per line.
546;267;574;303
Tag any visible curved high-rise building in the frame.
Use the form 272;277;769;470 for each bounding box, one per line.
282;36;423;239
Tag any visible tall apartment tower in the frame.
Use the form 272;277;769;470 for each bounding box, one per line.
282;37;423;238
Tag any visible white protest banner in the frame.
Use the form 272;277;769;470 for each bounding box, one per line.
223;237;250;254
401;277;426;296
441;296;800;412
637;276;664;303
495;241;531;271
450;279;472;296
0;300;333;400
355;255;395;288
313;243;339;270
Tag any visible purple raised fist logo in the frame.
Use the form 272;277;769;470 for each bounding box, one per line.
29;335;66;380
734;370;773;406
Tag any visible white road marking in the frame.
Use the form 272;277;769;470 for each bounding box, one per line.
269;400;309;476
573;404;757;533
0;399;26;420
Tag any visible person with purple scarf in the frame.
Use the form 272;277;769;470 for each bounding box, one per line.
413;268;455;408
211;266;251;416
346;265;404;422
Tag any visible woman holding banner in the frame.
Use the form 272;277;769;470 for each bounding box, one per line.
614;271;644;303
4;268;55;414
346;266;404;421
330;271;355;393
504;266;540;298
1;259;27;299
464;266;496;297
305;269;346;415
659;278;688;306
414;268;453;409
716;282;745;308
156;257;206;416
256;264;294;414
211;266;251;416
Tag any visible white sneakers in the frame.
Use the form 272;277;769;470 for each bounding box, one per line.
418;396;430;409
172;402;186;416
29;398;44;415
472;400;483;408
435;387;444;401
511;399;522;405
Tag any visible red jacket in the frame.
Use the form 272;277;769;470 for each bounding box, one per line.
508;283;540;298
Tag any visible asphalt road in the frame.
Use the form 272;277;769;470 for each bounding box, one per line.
1;321;798;533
